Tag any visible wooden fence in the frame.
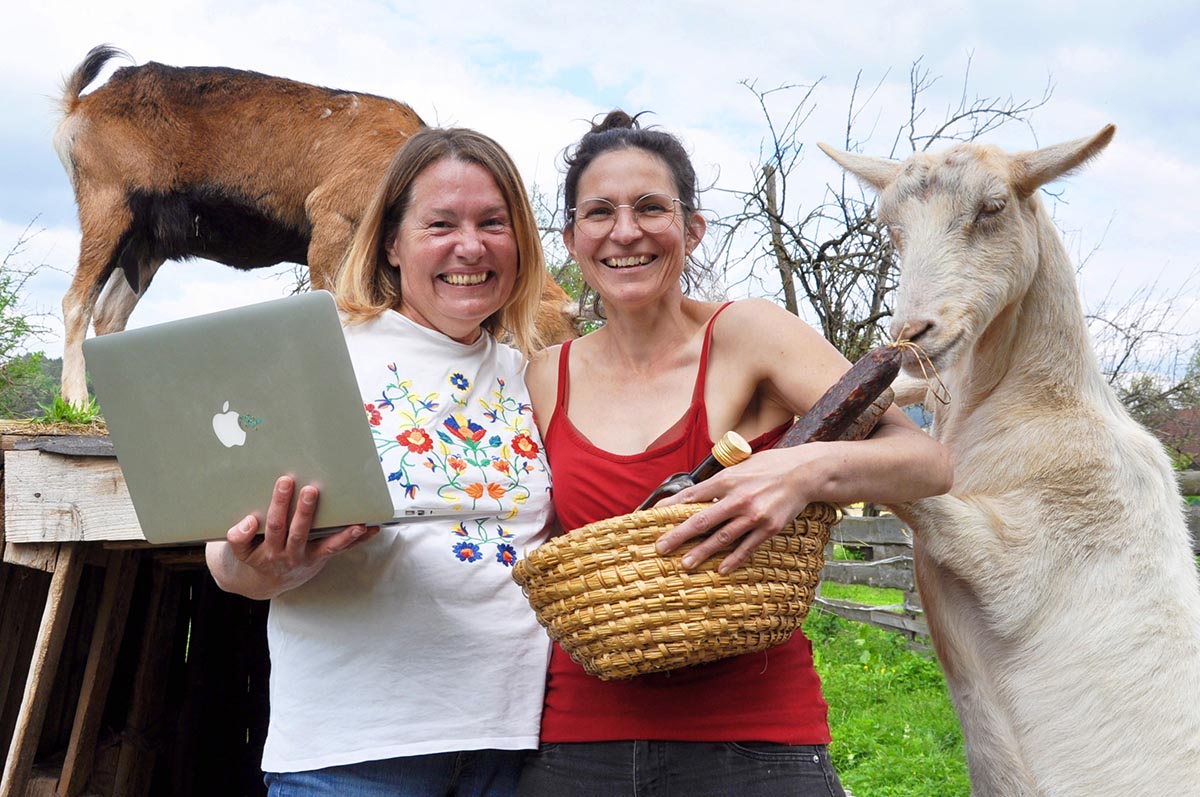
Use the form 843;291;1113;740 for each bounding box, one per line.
818;515;929;638
1;426;1198;796
818;472;1200;639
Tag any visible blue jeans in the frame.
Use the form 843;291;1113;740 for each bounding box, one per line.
265;749;528;796
517;741;846;796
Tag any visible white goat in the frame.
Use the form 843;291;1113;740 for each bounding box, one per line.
54;46;578;406
821;128;1200;796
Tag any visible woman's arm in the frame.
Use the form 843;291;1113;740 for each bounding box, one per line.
205;475;379;600
656;300;952;573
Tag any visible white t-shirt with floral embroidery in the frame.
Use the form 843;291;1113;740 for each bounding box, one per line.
260;310;554;773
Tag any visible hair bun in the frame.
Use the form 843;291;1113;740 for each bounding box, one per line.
591;110;640;134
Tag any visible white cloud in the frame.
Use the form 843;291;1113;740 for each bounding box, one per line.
3;0;1198;372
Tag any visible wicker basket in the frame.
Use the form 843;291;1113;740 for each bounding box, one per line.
511;501;839;680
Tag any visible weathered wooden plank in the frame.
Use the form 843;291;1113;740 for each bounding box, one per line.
0;567;46;761
831;515;912;547
22;773;58;797
0;427;107;449
148;549;207;569
868;608;929;637
113;563;179;797
814;596;929;638
1;545;58;574
11;437;114;458
822;556;916;591
3;451;145;544
0;544;85;797
813;596;879;626
59;550;139;797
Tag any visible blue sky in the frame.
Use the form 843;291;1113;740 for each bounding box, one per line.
3;1;1197;372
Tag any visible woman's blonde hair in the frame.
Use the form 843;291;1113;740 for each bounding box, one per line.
336;127;547;356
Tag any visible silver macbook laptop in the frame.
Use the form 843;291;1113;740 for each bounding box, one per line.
83;290;398;544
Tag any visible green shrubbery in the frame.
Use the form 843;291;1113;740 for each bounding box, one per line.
805;602;970;796
1;227;50;417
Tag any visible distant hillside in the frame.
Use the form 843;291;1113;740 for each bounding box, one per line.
1;355;77;418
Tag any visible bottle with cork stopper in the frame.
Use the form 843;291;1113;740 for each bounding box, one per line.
635;430;753;511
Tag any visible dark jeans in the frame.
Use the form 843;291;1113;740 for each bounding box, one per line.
517;740;846;796
265;749;528;796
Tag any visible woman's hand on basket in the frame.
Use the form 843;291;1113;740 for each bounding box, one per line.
654;446;825;574
206;475;380;600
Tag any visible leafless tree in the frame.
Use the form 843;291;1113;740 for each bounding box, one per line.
715;57;1051;361
1086;270;1200;464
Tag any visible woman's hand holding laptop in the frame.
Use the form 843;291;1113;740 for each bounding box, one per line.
205;476;380;600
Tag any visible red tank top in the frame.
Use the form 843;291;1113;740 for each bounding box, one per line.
539;303;831;744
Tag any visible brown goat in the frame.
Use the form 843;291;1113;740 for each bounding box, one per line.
54;45;577;405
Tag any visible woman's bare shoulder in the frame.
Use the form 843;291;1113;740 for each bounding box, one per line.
714;298;826;350
527;343;562;388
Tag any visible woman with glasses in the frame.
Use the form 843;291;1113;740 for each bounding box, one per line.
517;111;952;796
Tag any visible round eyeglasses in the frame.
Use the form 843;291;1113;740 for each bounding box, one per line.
569;193;684;238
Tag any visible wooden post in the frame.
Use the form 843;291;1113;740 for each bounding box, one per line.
0;544;85;797
58;549;139;796
112;562;180;797
0;566;47;768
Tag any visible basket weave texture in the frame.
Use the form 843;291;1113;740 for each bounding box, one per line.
511;501;838;680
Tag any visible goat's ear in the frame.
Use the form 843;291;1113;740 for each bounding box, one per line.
817;143;902;192
1012;124;1116;199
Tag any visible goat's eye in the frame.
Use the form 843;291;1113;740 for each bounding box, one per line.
975;198;1007;222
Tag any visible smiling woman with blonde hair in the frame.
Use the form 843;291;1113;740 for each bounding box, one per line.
337;126;549;356
207;126;555;796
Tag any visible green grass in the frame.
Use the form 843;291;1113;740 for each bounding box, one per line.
33;393;102;425
804;609;970;797
819;582;904;607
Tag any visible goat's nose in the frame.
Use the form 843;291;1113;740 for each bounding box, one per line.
891;318;935;343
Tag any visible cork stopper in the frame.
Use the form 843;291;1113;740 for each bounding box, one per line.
711;430;752;468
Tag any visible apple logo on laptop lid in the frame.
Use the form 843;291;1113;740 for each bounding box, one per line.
212;401;262;448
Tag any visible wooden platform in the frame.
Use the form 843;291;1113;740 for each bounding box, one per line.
3;422;1198;795
1;428;270;796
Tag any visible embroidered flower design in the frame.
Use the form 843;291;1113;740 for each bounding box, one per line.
512;433;539;459
443;414;486;444
453;542;482;562
371;365;548;566
364;403;383;426
397;428;433;454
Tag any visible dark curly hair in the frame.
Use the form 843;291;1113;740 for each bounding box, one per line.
562;110;700;215
561;110;710;315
